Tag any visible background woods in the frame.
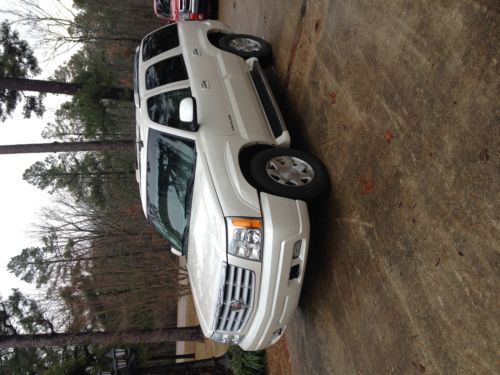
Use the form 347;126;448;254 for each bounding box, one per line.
1;0;194;372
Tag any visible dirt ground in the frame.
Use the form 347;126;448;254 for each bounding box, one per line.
265;335;293;375
218;1;499;374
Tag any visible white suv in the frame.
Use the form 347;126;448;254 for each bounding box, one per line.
134;20;328;351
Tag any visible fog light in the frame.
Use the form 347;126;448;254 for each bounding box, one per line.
292;240;302;259
269;327;284;344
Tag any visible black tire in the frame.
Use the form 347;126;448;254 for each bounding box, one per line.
249;148;329;201
218;34;272;63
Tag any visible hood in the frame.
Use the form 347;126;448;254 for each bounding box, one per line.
186;152;226;335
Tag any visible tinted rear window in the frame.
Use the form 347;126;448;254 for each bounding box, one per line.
146;55;188;90
142;25;179;61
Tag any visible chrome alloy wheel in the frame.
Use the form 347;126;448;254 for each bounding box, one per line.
266;156;315;186
228;37;262;53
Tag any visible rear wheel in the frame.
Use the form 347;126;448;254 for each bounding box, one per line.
218;34;272;64
249;148;329;200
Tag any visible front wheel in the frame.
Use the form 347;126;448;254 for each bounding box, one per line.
218;34;272;64
249;148;329;201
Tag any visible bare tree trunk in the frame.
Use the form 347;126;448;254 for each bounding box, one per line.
0;327;204;349
0;140;134;154
137;353;231;374
0;77;133;101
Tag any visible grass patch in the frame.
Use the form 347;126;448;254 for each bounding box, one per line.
228;346;266;375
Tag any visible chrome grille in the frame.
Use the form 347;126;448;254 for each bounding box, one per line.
215;263;255;332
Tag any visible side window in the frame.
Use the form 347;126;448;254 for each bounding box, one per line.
147;88;194;131
146;55;188;90
142;25;179;61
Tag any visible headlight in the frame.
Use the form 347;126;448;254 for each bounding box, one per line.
211;331;241;344
227;217;263;261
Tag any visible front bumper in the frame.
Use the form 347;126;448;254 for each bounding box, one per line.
238;193;309;351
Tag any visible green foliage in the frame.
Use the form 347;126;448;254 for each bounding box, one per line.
228;346;266;375
8;233;63;288
0;291;96;373
22;92;46;118
41;101;87;140
50;48;123;138
23;151;135;207
42;358;89;375
0;20;44;121
7;0;179;365
73;85;114;138
6;289;55;334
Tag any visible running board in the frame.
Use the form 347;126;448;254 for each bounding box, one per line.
247;58;291;147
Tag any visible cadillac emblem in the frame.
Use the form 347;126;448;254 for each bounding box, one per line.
229;300;246;312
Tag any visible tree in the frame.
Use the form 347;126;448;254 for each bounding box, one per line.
0;290;95;373
42;100;134;141
0;20;133;123
0;76;132;100
0;20;44;121
136;353;232;374
0;327;204;349
0;291;203;373
9;195;188;331
0;140;134;154
0;0;142;54
22;152;135;205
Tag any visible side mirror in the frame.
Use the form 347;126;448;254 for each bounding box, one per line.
170;247;183;257
179;97;194;122
179;97;199;131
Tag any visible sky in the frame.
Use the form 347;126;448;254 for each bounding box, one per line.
0;0;76;299
0;109;58;298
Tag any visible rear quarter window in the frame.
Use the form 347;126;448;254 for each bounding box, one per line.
142;24;179;61
146;55;188;90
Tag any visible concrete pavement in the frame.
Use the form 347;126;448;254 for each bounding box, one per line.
219;1;499;373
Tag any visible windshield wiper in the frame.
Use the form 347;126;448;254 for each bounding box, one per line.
183;174;195;211
181;224;190;255
181;175;195;255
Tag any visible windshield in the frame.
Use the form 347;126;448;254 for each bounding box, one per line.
146;129;196;253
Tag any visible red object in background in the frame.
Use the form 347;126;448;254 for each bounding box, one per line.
384;129;394;144
153;0;216;23
330;92;337;105
358;175;376;195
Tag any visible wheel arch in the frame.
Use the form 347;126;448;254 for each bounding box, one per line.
207;30;231;50
239;143;275;189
